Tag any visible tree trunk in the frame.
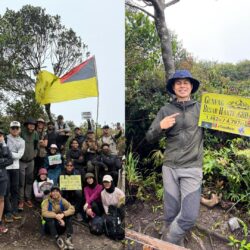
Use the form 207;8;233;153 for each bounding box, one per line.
153;0;175;82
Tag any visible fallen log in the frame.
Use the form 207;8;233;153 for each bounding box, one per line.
126;228;190;250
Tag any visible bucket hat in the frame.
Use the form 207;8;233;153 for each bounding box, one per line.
85;172;95;179
166;70;200;95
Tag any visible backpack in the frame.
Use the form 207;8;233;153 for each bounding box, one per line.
89;216;104;235
103;206;124;240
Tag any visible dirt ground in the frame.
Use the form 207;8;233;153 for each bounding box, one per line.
125;199;250;250
0;205;124;250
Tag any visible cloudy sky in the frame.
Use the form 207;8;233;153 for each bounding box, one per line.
0;0;124;127
165;0;250;63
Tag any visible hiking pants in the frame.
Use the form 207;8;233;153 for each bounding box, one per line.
19;160;34;201
162;166;202;244
44;216;73;237
5;169;19;213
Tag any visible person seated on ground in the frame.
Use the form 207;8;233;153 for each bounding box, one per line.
93;143;122;186
33;168;53;202
98;124;122;156
44;144;64;185
83;173;103;220
59;160;83;222
101;175;125;221
82;130;99;164
55;115;71;154
0;129;13;234
46;121;59;152
41;186;75;250
66;139;85;184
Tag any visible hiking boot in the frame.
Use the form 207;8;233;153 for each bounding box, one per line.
75;213;83;222
65;236;74;250
56;236;65;249
25;200;33;208
18;201;24;211
12;212;22;220
0;225;8;234
4;213;13;223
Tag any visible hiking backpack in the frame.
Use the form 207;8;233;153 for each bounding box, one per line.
89;216;104;235
103;206;124;240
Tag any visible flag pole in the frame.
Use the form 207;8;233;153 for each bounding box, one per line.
93;56;100;138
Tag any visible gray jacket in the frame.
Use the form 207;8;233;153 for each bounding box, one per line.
146;99;203;168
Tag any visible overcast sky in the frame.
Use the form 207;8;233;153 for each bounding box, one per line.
165;0;250;63
0;0;124;127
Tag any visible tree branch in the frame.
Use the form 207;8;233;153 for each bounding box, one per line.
164;0;180;9
126;2;155;19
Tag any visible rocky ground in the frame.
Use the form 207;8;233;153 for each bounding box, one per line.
0;205;124;250
125;199;250;250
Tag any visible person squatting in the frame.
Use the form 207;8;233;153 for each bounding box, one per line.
0;116;125;249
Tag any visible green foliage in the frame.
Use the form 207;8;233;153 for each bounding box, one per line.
203;137;250;209
125;150;142;185
228;219;250;249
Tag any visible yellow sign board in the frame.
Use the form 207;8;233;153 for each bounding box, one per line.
59;175;82;191
198;93;250;137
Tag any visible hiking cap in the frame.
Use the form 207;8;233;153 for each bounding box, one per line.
10;121;21;128
103;175;113;182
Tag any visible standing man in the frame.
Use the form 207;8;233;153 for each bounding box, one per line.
146;70;203;246
55;115;71;153
19;118;39;210
4;121;25;222
35;118;47;177
99;124;122;156
0;129;13;233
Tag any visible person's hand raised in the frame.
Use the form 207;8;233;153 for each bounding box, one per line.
160;113;180;130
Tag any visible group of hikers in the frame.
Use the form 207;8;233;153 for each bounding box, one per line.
0;115;125;249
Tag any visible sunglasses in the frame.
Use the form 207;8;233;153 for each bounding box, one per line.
11;127;19;130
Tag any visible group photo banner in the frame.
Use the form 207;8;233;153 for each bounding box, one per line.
198;93;250;137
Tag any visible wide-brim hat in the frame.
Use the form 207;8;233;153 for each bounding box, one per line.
24;118;36;126
166;70;200;95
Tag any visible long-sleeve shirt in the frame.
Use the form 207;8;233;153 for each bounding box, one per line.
33;179;54;199
6;134;25;170
101;187;125;214
84;184;103;209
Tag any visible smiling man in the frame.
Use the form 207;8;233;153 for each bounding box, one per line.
146;70;203;246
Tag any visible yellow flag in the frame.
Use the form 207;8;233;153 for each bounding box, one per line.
35;56;98;105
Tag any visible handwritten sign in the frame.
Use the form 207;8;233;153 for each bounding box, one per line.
48;154;62;165
59;175;82;190
198;93;250;137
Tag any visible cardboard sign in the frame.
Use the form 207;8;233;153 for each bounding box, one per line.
59;175;82;190
48;154;62;165
198;93;250;137
81;112;92;119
